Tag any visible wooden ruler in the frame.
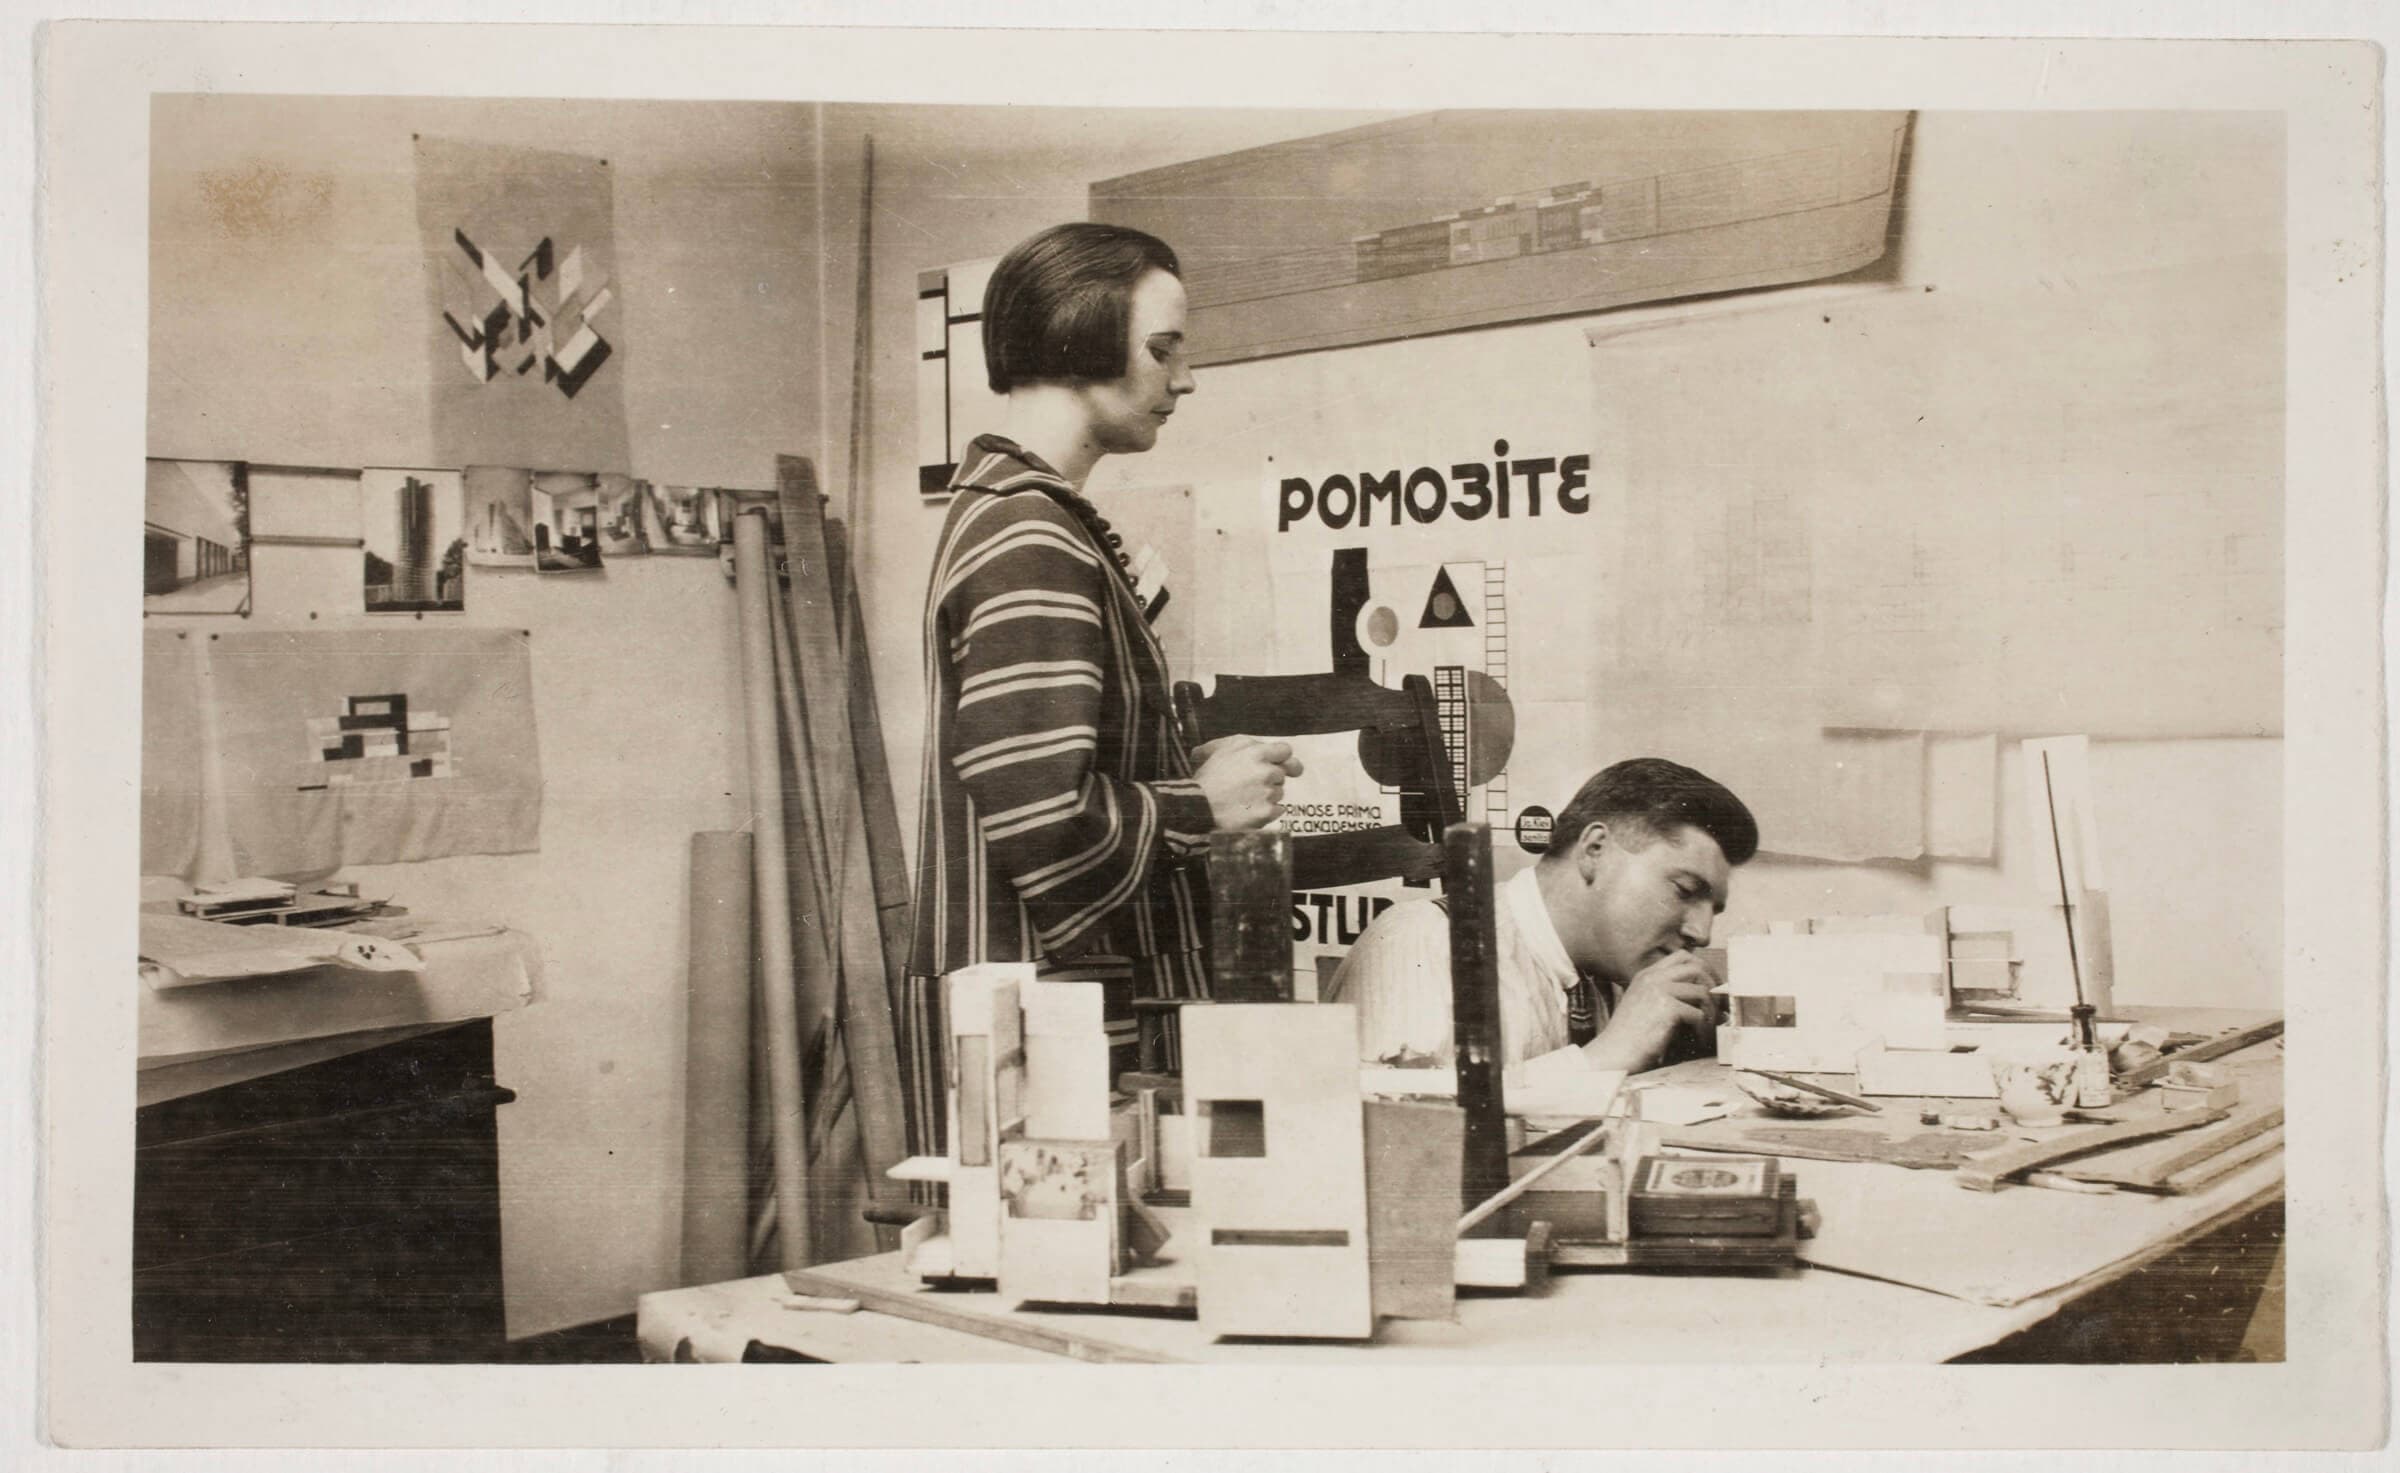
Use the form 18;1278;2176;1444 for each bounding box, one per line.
2115;1017;2284;1088
1957;1107;2231;1192
782;1270;1183;1364
2100;1107;2284;1192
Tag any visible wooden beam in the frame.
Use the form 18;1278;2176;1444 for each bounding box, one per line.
2115;1018;2285;1089
1444;822;1512;1234
777;455;911;1238
781;1270;1183;1364
1957;1108;2231;1193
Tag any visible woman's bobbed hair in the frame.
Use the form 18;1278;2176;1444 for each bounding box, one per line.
982;223;1182;394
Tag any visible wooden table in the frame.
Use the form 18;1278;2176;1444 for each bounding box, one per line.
636;1011;2283;1365
132;925;539;1361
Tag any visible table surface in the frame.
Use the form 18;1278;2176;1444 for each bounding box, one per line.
137;924;539;1105
635;1008;2284;1364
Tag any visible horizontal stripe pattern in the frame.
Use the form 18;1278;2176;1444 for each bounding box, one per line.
904;435;1217;1157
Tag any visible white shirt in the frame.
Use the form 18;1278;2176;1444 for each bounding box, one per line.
1332;866;1607;1068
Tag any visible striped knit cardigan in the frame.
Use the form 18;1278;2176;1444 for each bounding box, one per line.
902;436;1215;1152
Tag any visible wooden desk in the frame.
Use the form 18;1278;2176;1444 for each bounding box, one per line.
637;1017;2283;1365
131;927;537;1361
134;1017;518;1362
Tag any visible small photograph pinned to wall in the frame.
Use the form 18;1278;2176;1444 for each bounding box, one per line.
641;482;723;554
361;469;467;614
143;459;250;615
595;472;649;558
463;465;536;568
531;470;605;573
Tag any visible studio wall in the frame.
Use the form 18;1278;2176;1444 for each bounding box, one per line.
830;108;2282;1013
146;95;824;1337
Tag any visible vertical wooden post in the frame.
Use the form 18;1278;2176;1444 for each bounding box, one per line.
1444;821;1511;1235
776;456;911;1240
1208;829;1294;1002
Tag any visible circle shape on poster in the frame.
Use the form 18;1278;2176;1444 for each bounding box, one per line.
1465;671;1514;783
1515;806;1554;853
1362;604;1400;648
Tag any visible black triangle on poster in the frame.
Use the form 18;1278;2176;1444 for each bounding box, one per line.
1419;565;1475;628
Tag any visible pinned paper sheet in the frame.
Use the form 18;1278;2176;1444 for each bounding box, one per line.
138;911;424;989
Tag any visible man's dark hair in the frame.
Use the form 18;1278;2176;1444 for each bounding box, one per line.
1546;757;1760;866
983;223;1182;394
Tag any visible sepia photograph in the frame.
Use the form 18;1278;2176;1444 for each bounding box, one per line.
595;471;650;558
531;469;606;573
361;468;468;613
140;458;250;616
31;17;2388;1460
643;481;727;553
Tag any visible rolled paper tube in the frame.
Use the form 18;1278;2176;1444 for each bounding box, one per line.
681;831;755;1287
733;510;814;1270
1444;822;1512;1234
1208;829;1295;1002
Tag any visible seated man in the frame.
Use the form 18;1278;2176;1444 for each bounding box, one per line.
1332;757;1758;1075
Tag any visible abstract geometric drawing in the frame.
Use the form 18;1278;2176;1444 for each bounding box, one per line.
1331;549;1520;828
442;230;615;400
916;257;1007;497
298;693;456;791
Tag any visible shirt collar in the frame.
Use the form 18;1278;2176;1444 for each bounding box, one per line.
952;433;1074;493
1505;865;1581;997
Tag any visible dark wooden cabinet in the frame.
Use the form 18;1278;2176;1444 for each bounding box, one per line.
133;1019;515;1362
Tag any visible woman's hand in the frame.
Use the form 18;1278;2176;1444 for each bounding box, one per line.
1194;735;1304;831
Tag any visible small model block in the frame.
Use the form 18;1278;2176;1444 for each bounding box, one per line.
1502;1125;1620;1241
1020;979;1113;1141
1184;1003;1374;1341
1362;1098;1463;1322
1948;897;2114;1013
1721;931;1948;1071
940;963;1032;1280
1947;956;2017;994
996;1137;1121;1306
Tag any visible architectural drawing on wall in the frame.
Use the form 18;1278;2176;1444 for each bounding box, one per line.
298;692;455;791
463;465;536;568
361;469;466;613
1092;110;1908;367
531;471;604;573
916;256;1006;497
1330;548;1519;836
143;459;250;615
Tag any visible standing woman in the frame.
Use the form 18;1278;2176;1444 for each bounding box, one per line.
903;222;1299;1156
